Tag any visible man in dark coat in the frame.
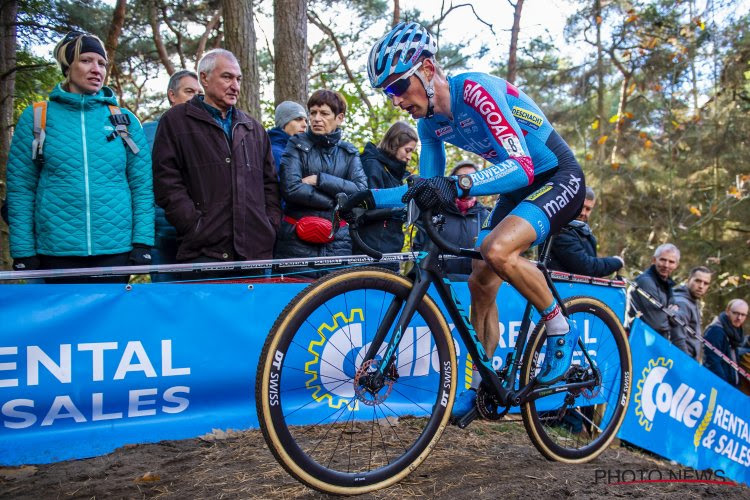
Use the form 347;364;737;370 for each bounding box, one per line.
671;266;712;360
704;299;748;387
274;89;367;269
626;243;680;337
152;49;281;275
548;187;623;277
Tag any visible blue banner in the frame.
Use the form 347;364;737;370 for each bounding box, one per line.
619;319;750;486
0;281;625;465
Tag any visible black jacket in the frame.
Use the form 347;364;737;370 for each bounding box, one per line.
548;223;621;277
703;313;743;386
274;129;367;259
354;142;409;254
414;201;490;278
626;265;675;337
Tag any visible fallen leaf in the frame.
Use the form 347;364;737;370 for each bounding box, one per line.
135;471;161;483
0;466;38;480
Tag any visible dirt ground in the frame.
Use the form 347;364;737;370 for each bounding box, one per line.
1;419;747;499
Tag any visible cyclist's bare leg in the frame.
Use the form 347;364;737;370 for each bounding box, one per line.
468;259;503;358
480;214;579;384
479;215;552;311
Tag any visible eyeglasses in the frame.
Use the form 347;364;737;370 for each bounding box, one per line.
382;62;423;98
729;310;748;318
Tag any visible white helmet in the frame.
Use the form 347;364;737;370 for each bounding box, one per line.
367;22;438;88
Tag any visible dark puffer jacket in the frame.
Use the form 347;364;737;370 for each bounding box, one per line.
414;201;490;278
275;129;367;259
354;142;409;255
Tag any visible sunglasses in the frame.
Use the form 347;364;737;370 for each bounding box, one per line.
382;62;423;98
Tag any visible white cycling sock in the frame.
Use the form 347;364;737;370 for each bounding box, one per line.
541;301;569;336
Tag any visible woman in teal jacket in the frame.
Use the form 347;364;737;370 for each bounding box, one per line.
7;32;153;283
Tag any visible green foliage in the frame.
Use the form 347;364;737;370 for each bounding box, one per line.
13;51;59;121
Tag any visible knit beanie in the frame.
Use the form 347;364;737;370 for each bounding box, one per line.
275;101;307;129
54;31;108;77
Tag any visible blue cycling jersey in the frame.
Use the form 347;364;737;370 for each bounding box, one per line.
371;72;574;206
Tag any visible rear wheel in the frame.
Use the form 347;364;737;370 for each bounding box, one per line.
256;267;457;495
520;296;631;462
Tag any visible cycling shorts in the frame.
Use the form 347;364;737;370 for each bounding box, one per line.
476;158;585;248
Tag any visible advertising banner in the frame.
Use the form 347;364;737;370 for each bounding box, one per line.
619;319;750;486
0;281;625;465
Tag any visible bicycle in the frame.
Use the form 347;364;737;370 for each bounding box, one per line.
255;198;632;495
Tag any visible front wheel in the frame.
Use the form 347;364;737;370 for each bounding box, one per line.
256;267;457;495
520;296;632;463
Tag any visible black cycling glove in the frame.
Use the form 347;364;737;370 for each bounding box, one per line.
339;190;375;224
401;176;458;211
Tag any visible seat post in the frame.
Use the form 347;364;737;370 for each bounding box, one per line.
537;233;555;267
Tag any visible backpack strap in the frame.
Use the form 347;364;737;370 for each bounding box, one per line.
31;101;48;163
107;105;140;154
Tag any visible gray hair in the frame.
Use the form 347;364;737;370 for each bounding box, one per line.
654;243;680;260
585;186;596;200
167;69;198;95
197;49;238;77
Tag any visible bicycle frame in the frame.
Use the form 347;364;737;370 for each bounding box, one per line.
362;234;599;409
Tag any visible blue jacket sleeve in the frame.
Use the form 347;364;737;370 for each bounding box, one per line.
6;106;39;258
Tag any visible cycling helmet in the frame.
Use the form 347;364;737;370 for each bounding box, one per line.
368;22;438;88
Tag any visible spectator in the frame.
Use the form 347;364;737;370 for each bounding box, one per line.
414;161;491;280
268;101;308;171
274;89;367;274
142;69;201;146
152;49;281;279
626;243;680;337
142;69;201;282
548;187;623;277
703;299;748;387
6;31;153;284
355;121;417;257
671;266;712;360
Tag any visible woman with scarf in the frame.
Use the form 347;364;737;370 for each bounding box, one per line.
274;89;367;275
703;299;749;387
355;121;418;257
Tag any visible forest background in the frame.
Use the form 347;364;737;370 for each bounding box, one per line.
0;0;748;318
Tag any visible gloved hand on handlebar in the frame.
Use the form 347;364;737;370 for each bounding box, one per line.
339;190;376;224
401;176;458;211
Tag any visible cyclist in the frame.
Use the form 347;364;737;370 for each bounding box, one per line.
343;22;586;421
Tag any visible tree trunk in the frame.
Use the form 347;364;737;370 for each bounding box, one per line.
148;0;174;75
392;0;400;27
104;0;127;85
0;0;18;271
506;0;524;84
273;0;307;107
195;9;222;68
594;0;606;164
222;0;260;119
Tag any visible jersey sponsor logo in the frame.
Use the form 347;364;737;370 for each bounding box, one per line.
459;117;475;128
479;149;498;160
541;173;583;218
435;125;453;137
512;106;544;130
463;79;525;158
527;183;553;201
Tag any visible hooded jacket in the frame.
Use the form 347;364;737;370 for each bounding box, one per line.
274;129;367;259
703;312;744;386
548;222;621;277
7;84;154;258
354;142;409;255
152;95;281;261
670;285;703;360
